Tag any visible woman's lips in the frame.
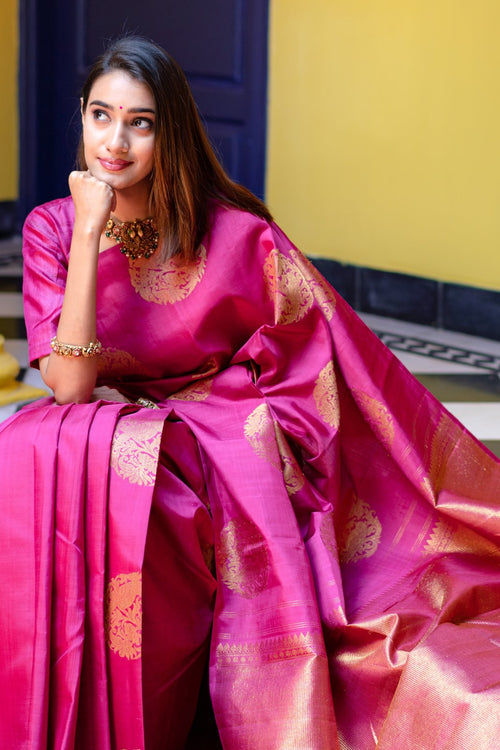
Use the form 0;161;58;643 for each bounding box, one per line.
98;158;132;171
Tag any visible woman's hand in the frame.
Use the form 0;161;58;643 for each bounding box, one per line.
69;170;116;237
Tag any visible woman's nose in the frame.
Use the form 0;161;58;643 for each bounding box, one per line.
107;123;129;153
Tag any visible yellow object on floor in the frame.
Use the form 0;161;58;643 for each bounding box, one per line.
0;334;48;406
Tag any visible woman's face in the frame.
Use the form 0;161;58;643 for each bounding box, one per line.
82;70;156;198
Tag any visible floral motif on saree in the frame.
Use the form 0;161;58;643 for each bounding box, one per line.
289;248;337;321
263;248;315;324
105;572;142;660
319;511;338;558
97;347;150;379
353;389;395;447
274;423;305;495
335;494;382;564
111;416;162;485
314;360;340;427
216;517;270;598
244;403;279;465
244;405;305;495
128;244;207;304
169;375;214;401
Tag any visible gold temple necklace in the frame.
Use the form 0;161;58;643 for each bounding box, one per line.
105;215;159;260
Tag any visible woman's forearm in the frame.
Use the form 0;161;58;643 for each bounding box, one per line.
40;171;115;404
40;222;101;403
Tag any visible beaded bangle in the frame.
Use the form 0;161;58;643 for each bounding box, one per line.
136;397;159;409
50;337;103;358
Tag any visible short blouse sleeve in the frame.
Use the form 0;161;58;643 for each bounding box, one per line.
22;197;74;366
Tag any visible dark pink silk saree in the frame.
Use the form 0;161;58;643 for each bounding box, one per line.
0;197;499;749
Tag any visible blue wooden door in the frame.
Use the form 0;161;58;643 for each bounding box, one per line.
19;0;270;219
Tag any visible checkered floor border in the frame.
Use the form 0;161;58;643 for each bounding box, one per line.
373;331;500;375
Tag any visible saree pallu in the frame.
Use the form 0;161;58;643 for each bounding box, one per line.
0;198;499;749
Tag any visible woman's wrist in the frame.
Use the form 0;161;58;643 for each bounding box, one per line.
50;336;102;358
71;217;106;244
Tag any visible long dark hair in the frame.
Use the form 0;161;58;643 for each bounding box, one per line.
78;36;272;261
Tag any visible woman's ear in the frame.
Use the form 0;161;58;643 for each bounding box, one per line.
80;98;85;120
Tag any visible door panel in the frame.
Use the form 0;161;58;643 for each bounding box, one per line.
19;0;270;219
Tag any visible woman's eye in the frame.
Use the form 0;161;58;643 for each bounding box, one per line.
133;117;154;130
92;109;108;122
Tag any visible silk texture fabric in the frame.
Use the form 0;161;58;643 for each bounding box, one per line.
0;198;499;749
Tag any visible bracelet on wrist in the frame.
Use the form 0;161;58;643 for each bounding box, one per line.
136;397;159;409
50;337;103;358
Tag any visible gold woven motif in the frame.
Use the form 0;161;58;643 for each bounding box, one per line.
216;517;270;598
214;632;334;747
263;249;315;325
338;494;382;564
244;404;279;465
289;249;337;321
353;389;395;447
111;416;162;485
313;361;340;428
169;376;214;402
128;244;207;304
105;571;142;660
274;424;305;495
319;511;337;557
244;405;304;495
425;412;500;500
424;518;498;557
280;449;305;495
216;631;325;667
97;347;149;379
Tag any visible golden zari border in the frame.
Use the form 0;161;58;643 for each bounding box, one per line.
216;631;325;668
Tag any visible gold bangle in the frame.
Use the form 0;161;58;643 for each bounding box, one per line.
50;337;103;358
136;397;159;409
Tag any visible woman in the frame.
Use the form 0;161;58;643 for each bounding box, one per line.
1;36;499;750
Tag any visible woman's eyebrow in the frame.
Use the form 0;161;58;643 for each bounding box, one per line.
88;99;155;114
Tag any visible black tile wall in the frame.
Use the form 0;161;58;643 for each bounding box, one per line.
358;267;439;326
309;256;500;343
443;284;500;341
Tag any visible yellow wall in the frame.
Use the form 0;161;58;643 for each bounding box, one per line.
0;0;18;201
267;1;500;290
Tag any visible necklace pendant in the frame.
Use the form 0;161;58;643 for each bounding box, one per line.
105;215;159;260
